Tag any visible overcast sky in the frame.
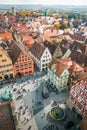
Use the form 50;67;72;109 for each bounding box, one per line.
0;0;87;5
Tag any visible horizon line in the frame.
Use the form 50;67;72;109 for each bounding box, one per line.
0;4;87;6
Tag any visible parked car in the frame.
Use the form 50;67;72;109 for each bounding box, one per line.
64;121;75;129
46;85;53;92
42;91;49;99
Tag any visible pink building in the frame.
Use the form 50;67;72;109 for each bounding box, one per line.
67;80;87;117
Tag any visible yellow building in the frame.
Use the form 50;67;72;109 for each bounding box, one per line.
0;46;14;81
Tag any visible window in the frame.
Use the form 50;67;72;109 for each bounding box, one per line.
42;60;45;62
46;64;48;67
0;54;2;57
29;63;31;65
21;59;24;62
0;65;5;68
0;76;2;80
16;64;19;67
10;74;13;78
25;58;27;61
29;66;32;68
77;102;83;110
16;68;19;71
29;71;32;74
9;69;13;72
2;70;7;73
20;64;23;67
70;95;74;101
2;59;6;62
6;64;12;67
42;64;45;67
25;63;27;66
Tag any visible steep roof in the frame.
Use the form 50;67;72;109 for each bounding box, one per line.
0;101;15;130
70;33;86;41
60;58;84;74
75;72;87;81
29;42;45;60
53;45;63;58
70;41;85;53
8;42;22;64
43;40;57;55
69;50;87;67
49;58;68;77
60;46;67;55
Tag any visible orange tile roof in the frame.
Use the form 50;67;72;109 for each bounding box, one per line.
0;33;13;40
22;35;34;43
49;58;68;77
60;58;84;74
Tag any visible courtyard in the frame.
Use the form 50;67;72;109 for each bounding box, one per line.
0;71;81;130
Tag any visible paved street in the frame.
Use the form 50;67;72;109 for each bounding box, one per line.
0;72;80;130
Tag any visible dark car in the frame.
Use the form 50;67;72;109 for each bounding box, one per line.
42;91;49;99
46;85;53;92
64;121;75;129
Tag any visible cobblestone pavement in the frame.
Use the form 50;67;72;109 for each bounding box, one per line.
0;72;81;130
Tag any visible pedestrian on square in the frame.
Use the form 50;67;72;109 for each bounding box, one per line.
44;112;46;117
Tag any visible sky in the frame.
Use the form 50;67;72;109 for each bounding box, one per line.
0;0;87;5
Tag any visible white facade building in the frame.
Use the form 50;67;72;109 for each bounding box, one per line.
29;42;52;71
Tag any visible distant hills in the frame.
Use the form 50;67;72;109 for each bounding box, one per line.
0;4;87;11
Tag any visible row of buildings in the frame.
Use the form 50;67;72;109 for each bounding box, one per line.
0;12;87;120
0;40;34;80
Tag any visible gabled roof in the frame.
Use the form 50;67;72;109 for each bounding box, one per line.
69;50;87;67
29;42;45;60
59;58;84;74
70;33;86;41
75;72;87;81
53;45;63;58
0;101;15;130
61;39;71;48
70;41;85;53
49;58;68;77
8;42;22;64
43;40;57;55
60;46;67;55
